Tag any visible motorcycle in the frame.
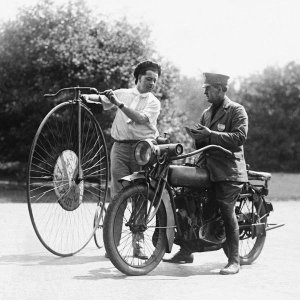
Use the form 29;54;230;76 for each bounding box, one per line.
103;138;284;276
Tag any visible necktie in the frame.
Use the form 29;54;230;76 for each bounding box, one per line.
211;105;219;121
211;100;224;121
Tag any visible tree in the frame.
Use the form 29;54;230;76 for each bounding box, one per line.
173;76;209;123
234;62;300;172
0;0;181;166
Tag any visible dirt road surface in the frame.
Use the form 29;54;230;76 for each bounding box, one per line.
0;201;299;300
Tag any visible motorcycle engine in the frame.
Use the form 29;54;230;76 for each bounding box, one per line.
174;187;208;241
174;187;226;247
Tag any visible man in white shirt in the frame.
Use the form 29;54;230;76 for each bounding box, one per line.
83;60;161;258
100;60;161;196
84;60;161;195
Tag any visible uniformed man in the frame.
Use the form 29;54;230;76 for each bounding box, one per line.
164;72;248;275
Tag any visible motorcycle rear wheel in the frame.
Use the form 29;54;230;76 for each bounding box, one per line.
223;195;267;265
103;184;167;276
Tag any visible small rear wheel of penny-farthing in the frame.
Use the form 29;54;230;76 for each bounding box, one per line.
94;204;106;249
27;101;109;256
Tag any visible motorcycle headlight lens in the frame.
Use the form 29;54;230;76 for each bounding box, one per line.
134;140;156;166
156;143;184;157
175;144;184;155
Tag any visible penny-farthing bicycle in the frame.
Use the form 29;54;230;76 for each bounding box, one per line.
27;87;109;256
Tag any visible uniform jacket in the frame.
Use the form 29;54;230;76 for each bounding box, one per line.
196;96;248;182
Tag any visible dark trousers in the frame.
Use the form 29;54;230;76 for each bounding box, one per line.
212;181;244;264
110;142;145;249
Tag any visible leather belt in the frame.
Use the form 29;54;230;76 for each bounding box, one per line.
114;139;140;144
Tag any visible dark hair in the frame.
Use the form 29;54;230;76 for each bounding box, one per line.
133;60;161;84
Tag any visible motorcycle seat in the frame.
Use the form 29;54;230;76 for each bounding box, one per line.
248;170;271;181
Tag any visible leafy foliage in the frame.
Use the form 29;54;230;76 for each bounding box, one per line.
0;0;184;165
234;62;300;171
173;76;209;123
0;0;299;176
158;75;208;162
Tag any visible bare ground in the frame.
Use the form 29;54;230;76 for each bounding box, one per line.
0;200;299;300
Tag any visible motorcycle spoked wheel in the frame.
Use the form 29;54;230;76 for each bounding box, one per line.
103;184;167;276
222;195;267;265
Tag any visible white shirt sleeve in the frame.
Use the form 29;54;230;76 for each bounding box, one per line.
100;95;115;110
142;97;161;125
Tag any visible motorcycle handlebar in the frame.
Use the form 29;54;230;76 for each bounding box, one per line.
171;144;233;161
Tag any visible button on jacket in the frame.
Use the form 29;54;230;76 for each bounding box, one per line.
196;96;248;182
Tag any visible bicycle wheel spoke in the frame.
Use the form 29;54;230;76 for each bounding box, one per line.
27;101;109;256
237;196;263;259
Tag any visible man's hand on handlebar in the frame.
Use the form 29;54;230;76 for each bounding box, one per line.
80;95;88;102
101;89;120;106
80;94;102;103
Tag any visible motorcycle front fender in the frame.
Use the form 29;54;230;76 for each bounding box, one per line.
119;171;147;183
161;187;175;253
120;173;175;253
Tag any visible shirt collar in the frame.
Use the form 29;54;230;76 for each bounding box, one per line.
133;87;149;98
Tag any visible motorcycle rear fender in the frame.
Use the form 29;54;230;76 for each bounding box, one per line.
119;173;175;253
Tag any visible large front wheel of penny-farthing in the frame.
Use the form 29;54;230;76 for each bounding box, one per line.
27;101;109;256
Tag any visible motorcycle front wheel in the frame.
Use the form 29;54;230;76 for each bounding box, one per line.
223;194;267;265
103;184;167;276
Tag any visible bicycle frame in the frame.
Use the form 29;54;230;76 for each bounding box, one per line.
44;86;104;187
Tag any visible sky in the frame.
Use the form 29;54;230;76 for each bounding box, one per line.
1;0;300;80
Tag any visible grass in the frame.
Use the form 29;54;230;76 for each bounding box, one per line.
0;173;299;203
267;173;300;201
0;182;27;203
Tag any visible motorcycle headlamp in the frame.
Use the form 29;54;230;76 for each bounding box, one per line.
134;139;158;166
157;143;184;157
134;139;184;166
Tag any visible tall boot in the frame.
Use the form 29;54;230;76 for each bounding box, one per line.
220;228;240;275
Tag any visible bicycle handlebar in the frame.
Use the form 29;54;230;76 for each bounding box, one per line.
44;87;100;98
44;87;101;103
171;144;233;161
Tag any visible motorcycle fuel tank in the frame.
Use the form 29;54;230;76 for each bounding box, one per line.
168;165;212;188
